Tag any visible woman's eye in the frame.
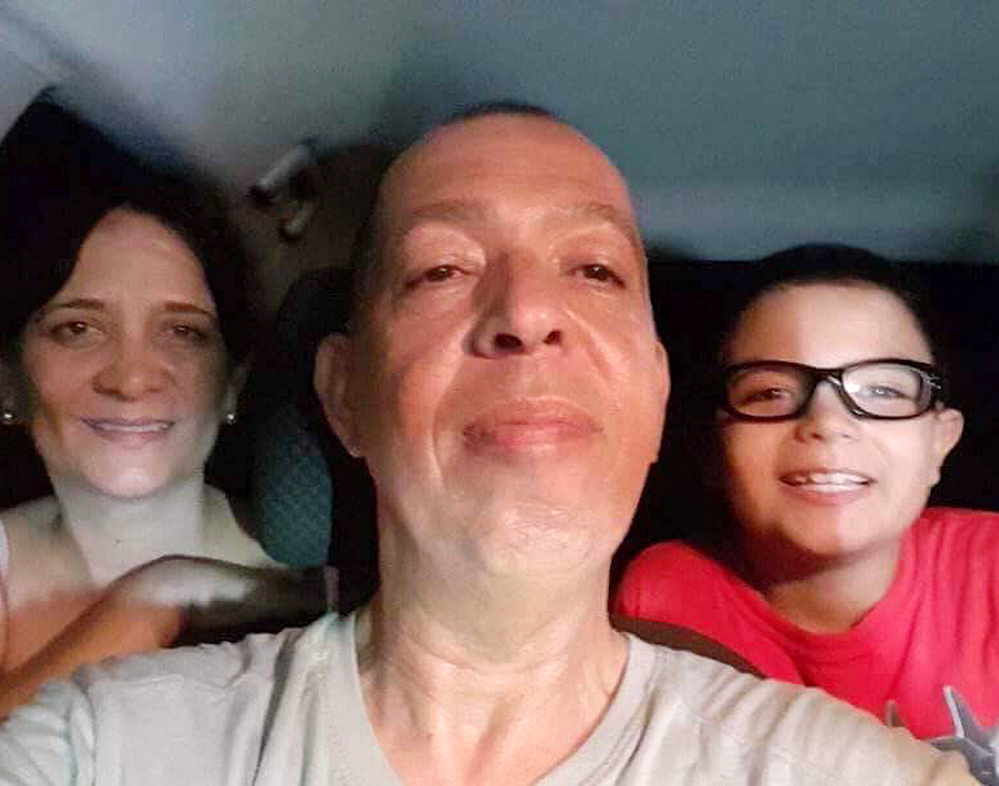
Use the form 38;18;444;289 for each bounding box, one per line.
577;263;624;287
49;321;97;344
168;324;212;344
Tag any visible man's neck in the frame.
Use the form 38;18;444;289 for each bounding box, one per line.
358;570;627;785
50;474;213;586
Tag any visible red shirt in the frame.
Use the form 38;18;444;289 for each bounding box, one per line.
613;507;999;740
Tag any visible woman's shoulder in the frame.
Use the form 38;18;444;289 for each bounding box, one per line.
203;487;282;569
1;496;59;534
0;497;61;566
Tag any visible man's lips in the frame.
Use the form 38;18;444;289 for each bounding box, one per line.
462;400;599;451
780;469;872;493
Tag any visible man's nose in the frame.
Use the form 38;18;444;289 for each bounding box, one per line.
470;256;564;356
92;337;169;400
794;382;859;442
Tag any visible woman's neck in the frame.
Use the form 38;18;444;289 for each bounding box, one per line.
50;474;213;586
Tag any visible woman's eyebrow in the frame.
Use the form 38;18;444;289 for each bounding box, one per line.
35;298;105;317
162;303;219;322
36;300;218;322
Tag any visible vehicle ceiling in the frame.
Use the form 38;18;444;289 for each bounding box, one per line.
2;1;998;266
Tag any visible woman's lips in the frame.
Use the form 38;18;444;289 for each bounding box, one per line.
82;418;175;445
463;400;599;452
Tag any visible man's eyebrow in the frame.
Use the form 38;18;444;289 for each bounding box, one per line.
396;200;489;238
548;202;645;256
395;200;643;253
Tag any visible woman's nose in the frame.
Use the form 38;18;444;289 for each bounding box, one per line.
92;338;169;400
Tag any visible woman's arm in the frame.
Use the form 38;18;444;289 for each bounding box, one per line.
0;556;325;721
0;590;182;721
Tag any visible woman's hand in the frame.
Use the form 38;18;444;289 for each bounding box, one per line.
0;556;325;721
108;555;326;640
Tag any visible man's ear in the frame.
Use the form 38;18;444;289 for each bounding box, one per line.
314;333;363;458
928;406;964;486
651;340;670;460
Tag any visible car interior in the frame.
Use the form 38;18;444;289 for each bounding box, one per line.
2;3;999;609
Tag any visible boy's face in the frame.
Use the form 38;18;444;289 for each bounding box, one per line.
719;282;962;576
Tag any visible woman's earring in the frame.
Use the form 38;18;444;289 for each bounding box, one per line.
224;411;238;426
1;408;16;426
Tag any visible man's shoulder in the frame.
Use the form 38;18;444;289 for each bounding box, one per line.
78;613;339;697
632;641;973;784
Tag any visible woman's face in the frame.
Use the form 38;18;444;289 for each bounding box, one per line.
718;282;963;571
19;208;235;498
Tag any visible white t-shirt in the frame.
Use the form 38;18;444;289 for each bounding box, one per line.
0;613;973;785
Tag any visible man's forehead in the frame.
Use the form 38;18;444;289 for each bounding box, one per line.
390;198;644;258
377;114;638;237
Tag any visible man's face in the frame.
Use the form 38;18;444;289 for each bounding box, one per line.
318;115;668;577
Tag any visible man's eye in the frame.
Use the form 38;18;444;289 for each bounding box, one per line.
405;264;463;290
425;265;458;282
577;263;624;287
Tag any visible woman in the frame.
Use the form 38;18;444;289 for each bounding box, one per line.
0;164;322;719
613;245;998;747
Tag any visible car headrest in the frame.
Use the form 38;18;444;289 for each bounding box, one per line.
247;266;351;567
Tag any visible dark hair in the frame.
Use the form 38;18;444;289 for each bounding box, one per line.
719;244;947;375
345;100;563;327
0;102;255;369
445;100;561;126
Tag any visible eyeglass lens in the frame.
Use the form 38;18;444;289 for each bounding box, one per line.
726;362;930;419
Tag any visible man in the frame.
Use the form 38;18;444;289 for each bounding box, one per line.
0;105;974;784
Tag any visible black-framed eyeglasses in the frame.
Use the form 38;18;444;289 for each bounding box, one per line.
720;358;945;421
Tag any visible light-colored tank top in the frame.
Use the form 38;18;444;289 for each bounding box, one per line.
0;516;8;578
